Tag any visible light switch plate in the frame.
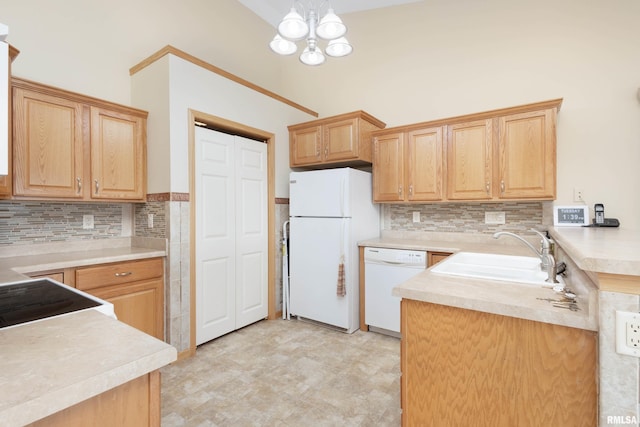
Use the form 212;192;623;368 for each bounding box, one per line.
412;211;420;223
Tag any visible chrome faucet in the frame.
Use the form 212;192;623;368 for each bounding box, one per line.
493;229;559;284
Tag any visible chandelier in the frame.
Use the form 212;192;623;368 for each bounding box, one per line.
269;1;352;66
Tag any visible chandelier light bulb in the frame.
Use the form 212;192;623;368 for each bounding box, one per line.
278;8;309;40
325;37;352;57
316;8;346;40
269;34;297;55
300;46;326;66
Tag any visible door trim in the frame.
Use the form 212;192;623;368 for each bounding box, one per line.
188;109;276;355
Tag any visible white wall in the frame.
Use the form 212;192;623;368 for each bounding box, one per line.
132;54;314;195
4;0;640;227
277;0;640;229
0;0;285;105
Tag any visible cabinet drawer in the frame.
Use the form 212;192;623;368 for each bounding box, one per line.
76;258;163;291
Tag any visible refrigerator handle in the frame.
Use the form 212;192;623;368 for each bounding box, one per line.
340;177;345;217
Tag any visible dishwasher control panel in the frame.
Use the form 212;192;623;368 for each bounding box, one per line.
364;247;426;266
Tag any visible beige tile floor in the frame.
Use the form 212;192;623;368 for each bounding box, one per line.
161;318;401;426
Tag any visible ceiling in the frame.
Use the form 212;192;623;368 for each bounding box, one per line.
237;0;423;27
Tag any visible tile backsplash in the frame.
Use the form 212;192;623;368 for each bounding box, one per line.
383;202;550;234
0;201;127;245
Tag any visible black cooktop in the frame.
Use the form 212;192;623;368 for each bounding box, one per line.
0;279;100;328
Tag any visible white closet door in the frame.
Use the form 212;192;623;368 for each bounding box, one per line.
235;136;268;328
195;127;236;345
195;127;267;345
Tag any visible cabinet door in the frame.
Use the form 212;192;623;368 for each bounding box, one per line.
0;47;17;198
373;132;405;202
407;126;444;201
90;278;164;340
446;119;493;200
290;125;322;166
13;88;84;198
324;118;358;162
90;107;145;200
498;109;556;199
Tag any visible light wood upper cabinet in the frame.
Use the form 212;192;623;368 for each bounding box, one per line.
0;46;20;198
289;111;385;168
372;132;405;202
372;99;562;203
407;127;444;201
11;78;148;201
13;87;85;198
373;126;444;202
90;107;146;200
446;119;493;200
498;108;556;199
289;125;321;166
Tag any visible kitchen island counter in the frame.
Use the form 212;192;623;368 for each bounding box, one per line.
361;231;598;331
0;309;176;427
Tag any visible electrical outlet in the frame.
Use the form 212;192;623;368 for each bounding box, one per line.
616;310;640;357
148;214;154;229
82;214;94;230
412;211;420;223
485;211;506;225
573;187;584;202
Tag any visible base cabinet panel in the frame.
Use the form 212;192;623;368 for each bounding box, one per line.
27;371;160;427
401;299;597;427
76;258;165;340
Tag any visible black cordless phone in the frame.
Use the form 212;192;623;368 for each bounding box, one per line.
592;203;619;227
594;204;604;225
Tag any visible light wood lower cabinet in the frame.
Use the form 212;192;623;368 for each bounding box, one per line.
76;258;165;341
27;258;165;340
401;299;597;426
27;370;160;427
427;251;450;266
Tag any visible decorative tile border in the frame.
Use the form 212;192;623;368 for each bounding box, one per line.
146;193;190;202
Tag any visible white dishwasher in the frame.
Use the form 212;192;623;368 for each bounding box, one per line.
364;247;426;335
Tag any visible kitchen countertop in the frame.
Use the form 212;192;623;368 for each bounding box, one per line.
0;237;172;426
549;226;640;276
360;231;598;331
0;237;166;283
0;310;177;427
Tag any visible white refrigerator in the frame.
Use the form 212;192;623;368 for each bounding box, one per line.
289;168;380;333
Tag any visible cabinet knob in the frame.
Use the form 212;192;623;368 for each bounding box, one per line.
500;180;505;194
76;177;82;194
398;186;403;196
485;183;490;195
94;179;99;193
324;147;328;159
409;184;413;196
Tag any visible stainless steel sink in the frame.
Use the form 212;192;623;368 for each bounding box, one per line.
430;252;558;285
